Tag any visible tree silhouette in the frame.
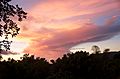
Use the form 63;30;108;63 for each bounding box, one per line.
0;0;27;51
0;55;2;61
103;48;110;53
0;50;119;79
91;45;101;54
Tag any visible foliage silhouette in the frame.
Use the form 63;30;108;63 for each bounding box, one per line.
0;0;27;51
91;45;101;54
103;48;110;53
0;51;120;79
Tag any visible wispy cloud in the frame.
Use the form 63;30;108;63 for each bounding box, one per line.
0;50;18;55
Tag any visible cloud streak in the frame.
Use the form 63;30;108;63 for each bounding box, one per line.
0;50;18;55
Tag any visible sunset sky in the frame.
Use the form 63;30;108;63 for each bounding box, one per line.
2;0;120;60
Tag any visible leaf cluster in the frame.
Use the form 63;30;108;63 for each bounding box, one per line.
0;0;27;51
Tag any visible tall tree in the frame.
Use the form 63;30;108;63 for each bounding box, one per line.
0;0;27;51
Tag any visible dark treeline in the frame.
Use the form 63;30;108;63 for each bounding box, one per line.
0;51;120;79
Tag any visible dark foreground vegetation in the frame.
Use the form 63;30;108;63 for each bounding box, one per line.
0;51;120;79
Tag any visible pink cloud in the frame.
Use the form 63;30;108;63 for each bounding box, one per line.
22;17;120;60
29;0;120;19
16;0;120;60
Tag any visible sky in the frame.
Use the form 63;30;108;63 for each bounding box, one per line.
1;0;120;60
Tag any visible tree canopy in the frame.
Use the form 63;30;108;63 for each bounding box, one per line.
0;51;120;79
91;45;101;54
0;0;27;51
